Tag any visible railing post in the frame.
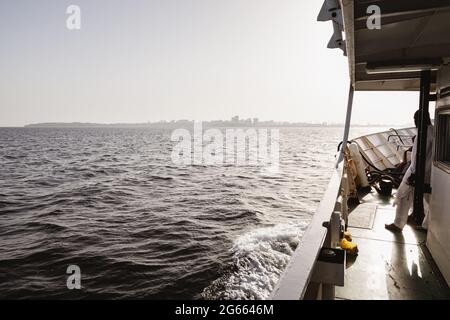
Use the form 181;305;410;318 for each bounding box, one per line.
413;70;431;224
336;83;354;167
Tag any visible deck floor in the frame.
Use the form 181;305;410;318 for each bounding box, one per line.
335;190;450;300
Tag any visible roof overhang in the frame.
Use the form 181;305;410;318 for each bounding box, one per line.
334;0;450;91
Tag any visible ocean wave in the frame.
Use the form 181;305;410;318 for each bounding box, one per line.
202;222;308;300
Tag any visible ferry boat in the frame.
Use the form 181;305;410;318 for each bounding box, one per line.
271;0;450;300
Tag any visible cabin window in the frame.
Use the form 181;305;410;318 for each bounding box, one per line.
435;109;450;166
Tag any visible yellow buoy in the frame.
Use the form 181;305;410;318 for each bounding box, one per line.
340;238;358;256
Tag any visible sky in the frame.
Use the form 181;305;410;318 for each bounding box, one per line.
0;0;423;127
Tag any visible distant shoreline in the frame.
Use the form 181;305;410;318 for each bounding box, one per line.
21;121;406;129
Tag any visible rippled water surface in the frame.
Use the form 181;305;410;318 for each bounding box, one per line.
0;127;382;299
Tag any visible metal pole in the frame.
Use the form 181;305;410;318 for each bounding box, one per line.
322;284;335;300
413;70;431;225
336;83;354;167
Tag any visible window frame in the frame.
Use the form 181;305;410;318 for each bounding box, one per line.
434;107;450;171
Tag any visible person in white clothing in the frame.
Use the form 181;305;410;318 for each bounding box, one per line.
385;110;433;232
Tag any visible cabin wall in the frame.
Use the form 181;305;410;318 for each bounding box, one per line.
427;64;450;286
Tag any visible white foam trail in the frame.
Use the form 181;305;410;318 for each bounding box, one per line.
202;222;308;300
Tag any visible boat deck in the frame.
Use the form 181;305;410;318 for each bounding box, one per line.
335;190;450;300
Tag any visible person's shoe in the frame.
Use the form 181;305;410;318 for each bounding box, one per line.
412;225;427;232
407;214;419;226
385;223;403;232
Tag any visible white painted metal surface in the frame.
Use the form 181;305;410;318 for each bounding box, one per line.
427;65;450;286
336;84;354;167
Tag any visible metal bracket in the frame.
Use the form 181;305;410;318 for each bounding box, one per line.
311;247;346;286
317;0;343;28
318;0;347;56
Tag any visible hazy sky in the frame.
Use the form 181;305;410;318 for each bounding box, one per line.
0;0;423;127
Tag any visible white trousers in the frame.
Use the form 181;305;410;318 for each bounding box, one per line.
393;181;430;230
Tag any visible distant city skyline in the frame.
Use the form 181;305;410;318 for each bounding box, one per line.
23;115;414;129
0;1;427;127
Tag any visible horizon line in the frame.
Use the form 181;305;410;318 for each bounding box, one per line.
0;120;414;128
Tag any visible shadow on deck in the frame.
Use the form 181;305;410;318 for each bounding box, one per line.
336;190;450;300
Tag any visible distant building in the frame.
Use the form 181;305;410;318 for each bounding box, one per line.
231;116;239;123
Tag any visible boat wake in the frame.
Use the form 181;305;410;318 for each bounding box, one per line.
202;222;308;300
